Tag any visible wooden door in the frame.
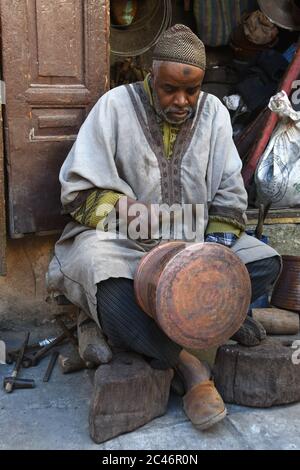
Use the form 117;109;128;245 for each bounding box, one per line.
0;103;6;275
0;0;110;236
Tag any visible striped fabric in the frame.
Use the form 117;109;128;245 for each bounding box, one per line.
71;190;123;228
206;219;241;237
205;232;238;247
193;0;258;47
97;278;182;369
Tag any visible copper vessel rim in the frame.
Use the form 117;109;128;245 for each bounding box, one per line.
281;255;300;262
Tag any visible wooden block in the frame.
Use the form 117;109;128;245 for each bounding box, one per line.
77;311;112;366
59;349;88;374
253;308;300;335
89;352;174;444
213;338;300;407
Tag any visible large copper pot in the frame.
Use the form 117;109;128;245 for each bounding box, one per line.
271;256;300;312
134;241;251;350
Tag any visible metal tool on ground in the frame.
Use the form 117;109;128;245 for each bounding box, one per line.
4;332;30;393
3;377;35;390
43;351;59;383
27;325;76;367
7;336;57;365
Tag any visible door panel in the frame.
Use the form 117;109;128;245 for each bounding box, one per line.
0;105;6;275
0;0;110;236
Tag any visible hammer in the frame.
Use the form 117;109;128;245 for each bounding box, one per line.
3;377;35;390
4;332;31;393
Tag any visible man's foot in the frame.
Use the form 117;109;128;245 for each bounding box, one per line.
177;350;227;430
183;380;227;431
231;316;266;347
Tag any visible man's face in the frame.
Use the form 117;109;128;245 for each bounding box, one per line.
151;61;205;125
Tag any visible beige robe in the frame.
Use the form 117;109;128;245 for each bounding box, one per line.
47;83;279;324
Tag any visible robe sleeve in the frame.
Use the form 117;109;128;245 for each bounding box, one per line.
71;189;123;229
208;101;248;232
59;88;137;214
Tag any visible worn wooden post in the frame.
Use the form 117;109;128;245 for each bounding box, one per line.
213;338;300;407
89;353;173;444
252;308;300;335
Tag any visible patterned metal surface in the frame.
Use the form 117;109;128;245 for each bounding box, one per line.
258;0;300;31
135;241;251;349
271;256;300;312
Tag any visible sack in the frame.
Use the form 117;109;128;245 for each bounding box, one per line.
193;0;258;46
255;91;300;208
243;10;278;45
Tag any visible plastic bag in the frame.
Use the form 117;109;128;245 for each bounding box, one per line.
255;91;300;208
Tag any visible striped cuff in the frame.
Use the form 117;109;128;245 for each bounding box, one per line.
71;190;123;229
206;220;242;237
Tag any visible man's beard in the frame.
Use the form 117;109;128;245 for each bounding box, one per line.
152;87;195;126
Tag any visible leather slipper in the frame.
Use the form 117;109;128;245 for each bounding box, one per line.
183;380;227;430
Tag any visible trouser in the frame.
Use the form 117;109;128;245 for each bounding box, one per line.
97;256;281;370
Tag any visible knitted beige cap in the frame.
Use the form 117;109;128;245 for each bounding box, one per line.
153;24;206;71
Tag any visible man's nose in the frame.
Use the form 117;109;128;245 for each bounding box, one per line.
173;93;188;108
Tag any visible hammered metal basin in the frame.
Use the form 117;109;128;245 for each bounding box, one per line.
271;255;300;312
134;242;251;350
258;0;300;31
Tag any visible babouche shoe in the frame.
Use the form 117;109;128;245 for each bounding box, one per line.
177;350;227;430
183;380;227;430
231;315;266;347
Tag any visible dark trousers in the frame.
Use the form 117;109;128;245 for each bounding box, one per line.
97;256;281;369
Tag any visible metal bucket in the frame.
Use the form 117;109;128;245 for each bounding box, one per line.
271;255;300;312
134;241;251;350
110;0;172;56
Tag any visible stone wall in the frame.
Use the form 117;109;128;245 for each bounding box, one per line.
247;224;300;256
0;235;74;324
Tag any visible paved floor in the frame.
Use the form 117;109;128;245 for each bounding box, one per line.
1;322;300;450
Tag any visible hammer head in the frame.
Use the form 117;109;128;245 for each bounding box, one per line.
3;377;35;390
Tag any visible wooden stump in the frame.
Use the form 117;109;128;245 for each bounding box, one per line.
58;349;89;374
213;338;300;408
252;308;300;335
89;352;174;444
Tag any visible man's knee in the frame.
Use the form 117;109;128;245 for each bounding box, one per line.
247;255;281;281
246;255;282;303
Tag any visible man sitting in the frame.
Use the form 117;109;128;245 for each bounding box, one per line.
48;25;281;430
